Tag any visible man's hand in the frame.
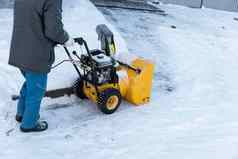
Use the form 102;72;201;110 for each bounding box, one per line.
64;37;75;47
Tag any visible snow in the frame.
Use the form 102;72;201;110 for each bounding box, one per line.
1;1;238;159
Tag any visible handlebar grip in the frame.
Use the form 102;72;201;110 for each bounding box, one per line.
74;37;84;45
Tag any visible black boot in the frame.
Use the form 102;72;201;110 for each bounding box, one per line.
20;121;48;133
15;115;23;123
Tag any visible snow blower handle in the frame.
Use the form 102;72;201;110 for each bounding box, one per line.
74;37;93;59
63;46;82;78
74;37;84;45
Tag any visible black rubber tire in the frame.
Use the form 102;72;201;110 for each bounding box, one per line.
73;79;87;99
97;88;122;114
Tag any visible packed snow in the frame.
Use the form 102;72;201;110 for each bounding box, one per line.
1;0;238;158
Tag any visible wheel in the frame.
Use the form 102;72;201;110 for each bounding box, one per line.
73;78;87;99
97;88;122;114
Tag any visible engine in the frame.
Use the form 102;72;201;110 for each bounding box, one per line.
80;50;119;85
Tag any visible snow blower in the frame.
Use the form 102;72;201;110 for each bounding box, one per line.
12;24;155;114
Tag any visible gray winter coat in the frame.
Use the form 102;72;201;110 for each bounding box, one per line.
9;0;69;73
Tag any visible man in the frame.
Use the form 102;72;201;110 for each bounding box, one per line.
8;0;74;132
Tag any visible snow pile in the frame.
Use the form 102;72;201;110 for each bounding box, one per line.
0;0;130;92
52;0;131;89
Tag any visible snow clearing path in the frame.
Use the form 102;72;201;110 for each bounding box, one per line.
1;1;238;159
99;6;238;158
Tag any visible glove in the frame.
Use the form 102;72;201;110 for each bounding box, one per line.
64;37;75;47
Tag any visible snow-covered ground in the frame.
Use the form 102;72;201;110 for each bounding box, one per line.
1;0;238;158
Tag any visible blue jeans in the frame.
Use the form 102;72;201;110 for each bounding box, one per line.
17;70;47;129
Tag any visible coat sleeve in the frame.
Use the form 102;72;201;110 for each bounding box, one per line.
43;0;69;44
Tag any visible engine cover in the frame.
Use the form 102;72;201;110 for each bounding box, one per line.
91;53;114;68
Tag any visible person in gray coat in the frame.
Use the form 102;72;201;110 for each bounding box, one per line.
8;0;74;132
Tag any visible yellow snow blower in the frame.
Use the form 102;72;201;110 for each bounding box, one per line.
12;24;155;114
